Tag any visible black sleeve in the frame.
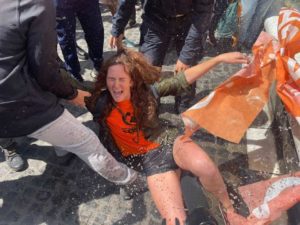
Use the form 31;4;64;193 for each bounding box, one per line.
111;0;136;37
26;0;77;99
179;0;214;65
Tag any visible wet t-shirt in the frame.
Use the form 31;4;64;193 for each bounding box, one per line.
106;100;159;156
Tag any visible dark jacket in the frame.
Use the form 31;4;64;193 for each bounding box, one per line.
111;0;214;65
0;0;77;138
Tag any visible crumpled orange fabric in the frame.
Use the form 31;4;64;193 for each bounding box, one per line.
182;7;300;143
276;8;300;119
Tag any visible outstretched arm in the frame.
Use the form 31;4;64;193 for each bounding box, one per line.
184;52;250;84
154;52;249;97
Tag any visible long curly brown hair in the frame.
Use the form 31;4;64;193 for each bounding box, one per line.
86;50;160;130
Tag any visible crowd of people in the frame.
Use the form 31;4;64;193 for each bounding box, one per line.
0;0;274;225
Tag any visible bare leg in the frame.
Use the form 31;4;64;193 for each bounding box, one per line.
173;136;247;225
147;170;186;225
173;136;231;207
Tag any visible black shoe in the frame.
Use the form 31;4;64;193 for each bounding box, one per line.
120;173;148;200
76;44;89;60
3;147;25;172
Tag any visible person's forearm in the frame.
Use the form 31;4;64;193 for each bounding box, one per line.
111;0;136;37
184;56;221;84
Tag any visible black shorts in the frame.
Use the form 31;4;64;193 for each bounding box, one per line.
115;146;178;177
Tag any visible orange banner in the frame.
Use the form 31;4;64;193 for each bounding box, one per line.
238;171;300;224
276;8;300;118
182;8;300;143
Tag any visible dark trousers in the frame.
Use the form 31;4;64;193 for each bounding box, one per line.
140;16;191;67
56;0;104;76
140;17;197;113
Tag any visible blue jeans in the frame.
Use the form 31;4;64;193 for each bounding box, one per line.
56;0;104;76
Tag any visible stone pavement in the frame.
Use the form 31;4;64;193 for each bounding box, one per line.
0;3;298;225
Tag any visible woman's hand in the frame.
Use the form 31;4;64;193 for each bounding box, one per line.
216;52;250;65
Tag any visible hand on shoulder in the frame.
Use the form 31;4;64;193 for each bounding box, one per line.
69;90;91;108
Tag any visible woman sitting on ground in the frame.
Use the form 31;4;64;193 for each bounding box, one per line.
86;50;249;225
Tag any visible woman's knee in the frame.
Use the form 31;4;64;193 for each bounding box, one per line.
190;158;219;179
